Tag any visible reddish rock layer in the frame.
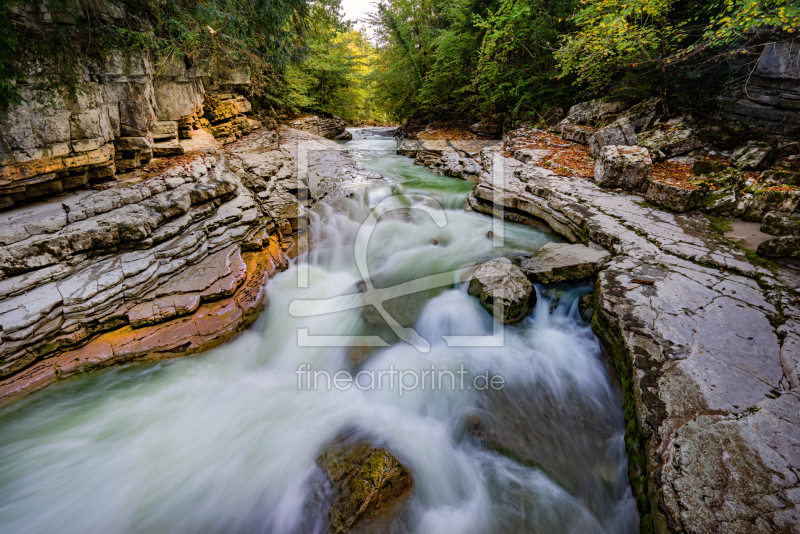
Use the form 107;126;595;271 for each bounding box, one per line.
0;238;290;402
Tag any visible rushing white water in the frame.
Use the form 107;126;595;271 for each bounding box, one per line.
0;135;638;533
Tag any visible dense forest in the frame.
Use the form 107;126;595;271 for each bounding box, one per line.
363;0;798;125
0;0;798;124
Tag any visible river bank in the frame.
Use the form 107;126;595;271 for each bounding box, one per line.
0;130;639;533
397;122;800;532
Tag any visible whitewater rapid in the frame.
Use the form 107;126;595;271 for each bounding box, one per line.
0;134;638;533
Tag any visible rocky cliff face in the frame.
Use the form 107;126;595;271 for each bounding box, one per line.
722;41;800;137
288;115;347;140
0;45;261;211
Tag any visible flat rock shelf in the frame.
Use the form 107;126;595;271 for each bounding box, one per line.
405;139;800;533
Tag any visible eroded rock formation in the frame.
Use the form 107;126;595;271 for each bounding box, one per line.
0;123;380;402
0;48;260;211
405;129;800;533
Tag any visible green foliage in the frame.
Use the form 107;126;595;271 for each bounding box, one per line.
472;0;578;117
556;0;680;90
367;0;578;123
261;1;389;123
0;0;308;108
556;0;800;95
0;0;23;107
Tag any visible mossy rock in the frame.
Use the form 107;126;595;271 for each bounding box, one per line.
702;186;739;216
644;180;707;213
468;259;534;324
760;212;800;236
742;189;800;222
692;159;728;176
704;168;745;188
760;169;800;187
318;436;413;533
757;235;800;258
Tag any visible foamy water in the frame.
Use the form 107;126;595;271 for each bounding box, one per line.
0;135;638;533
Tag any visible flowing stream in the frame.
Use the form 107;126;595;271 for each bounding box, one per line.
0;134;638;533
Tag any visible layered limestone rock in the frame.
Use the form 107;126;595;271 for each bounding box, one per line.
560;123;595;145
722;40;800;137
732;140;777;170
288;115;347;139
588;117;638;158
202;93;260;145
317;435;413;534
594;145;652;190
520;242;611;284
618;98;663;132
0;126;363;402
638;118;702;160
467;259;534;324
469;121;503;137
395;139;500;181
554;98;626;132
644;180;707;213
0;50;258;210
437;141;800;533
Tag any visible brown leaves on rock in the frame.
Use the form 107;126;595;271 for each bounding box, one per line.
417;121;481;140
505;128;595;179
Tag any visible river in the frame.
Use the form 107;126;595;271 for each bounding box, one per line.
0;133;638;533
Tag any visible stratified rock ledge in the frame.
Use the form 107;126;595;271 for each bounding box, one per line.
429;139;799;533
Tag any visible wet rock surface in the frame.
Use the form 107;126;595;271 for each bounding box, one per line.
467;259;534;323
279;127;382;201
438;140;800;533
521;242;611;284
318;435;413;534
0;126;361;402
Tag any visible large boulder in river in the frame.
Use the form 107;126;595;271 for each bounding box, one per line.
520;243;611;284
468;259;534;324
594;145;652;191
318;436;413;534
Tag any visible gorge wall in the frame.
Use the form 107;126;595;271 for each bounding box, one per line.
398;129;800;533
722;40;800;138
0;3;379;399
0;0;262;211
